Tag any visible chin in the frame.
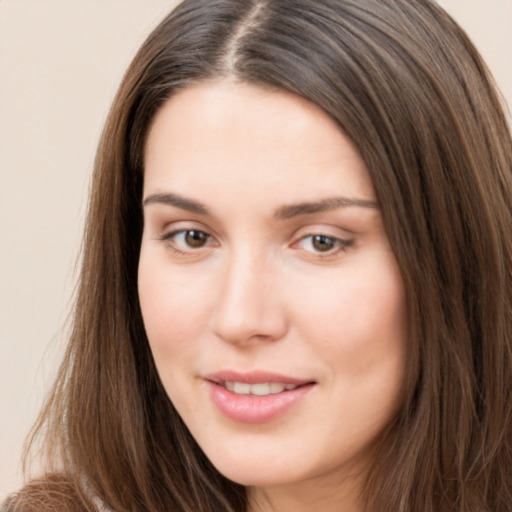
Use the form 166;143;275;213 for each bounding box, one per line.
214;461;297;487
197;441;295;486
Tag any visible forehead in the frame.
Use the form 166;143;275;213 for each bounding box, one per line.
143;80;375;206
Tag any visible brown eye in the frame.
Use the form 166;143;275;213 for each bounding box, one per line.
295;233;353;257
311;235;337;252
184;230;209;248
161;228;215;255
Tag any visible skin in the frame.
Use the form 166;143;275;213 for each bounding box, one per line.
138;80;408;512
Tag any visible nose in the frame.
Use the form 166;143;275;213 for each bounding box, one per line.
211;249;288;346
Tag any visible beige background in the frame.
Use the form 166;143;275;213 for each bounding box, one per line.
1;0;511;498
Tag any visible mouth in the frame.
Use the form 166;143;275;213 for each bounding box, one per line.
205;370;315;395
215;380;306;396
204;371;316;423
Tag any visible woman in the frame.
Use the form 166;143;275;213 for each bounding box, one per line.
4;0;511;511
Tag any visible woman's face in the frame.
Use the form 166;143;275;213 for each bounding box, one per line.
138;81;407;507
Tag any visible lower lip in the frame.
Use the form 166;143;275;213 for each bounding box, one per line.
206;382;314;424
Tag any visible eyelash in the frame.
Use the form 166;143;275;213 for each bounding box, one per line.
293;234;354;258
160;229;216;255
159;229;353;259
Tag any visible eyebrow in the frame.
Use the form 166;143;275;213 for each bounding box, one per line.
274;196;379;219
143;192;209;215
142;192;378;218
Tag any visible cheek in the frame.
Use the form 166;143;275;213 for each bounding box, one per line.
292;254;407;373
137;255;212;365
297;258;407;443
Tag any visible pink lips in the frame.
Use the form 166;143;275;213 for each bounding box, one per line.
204;371;315;424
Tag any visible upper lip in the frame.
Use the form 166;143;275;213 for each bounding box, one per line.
204;370;315;386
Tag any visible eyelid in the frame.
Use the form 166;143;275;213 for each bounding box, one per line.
290;226;355;259
156;218;217;240
158;225;219;256
294;233;352;250
290;224;353;242
161;228;215;242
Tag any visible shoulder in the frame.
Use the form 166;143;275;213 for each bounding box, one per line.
1;474;101;512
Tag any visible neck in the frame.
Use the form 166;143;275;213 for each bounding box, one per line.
246;471;366;512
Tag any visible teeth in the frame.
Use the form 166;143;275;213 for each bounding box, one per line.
233;382;251;394
270;382;286;393
223;381;299;396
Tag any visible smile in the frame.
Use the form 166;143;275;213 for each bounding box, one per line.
205;372;316;423
220;381;300;396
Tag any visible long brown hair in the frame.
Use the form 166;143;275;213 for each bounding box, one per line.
4;1;512;511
